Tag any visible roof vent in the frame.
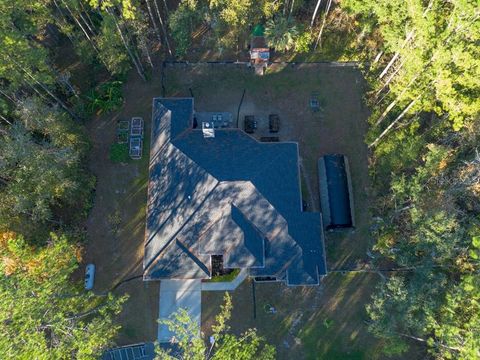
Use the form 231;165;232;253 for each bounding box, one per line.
202;121;215;138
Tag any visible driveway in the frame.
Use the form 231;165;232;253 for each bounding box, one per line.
158;280;202;342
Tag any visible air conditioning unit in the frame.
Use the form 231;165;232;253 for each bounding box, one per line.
202;121;215;138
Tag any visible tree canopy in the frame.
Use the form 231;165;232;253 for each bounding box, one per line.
265;16;299;52
343;0;480;132
0;98;93;238
339;0;480;357
0;232;126;359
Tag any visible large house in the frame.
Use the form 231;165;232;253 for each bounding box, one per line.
144;98;327;286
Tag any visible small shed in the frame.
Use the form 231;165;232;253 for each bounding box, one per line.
318;154;355;230
250;25;270;75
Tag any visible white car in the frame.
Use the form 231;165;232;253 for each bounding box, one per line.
84;264;95;290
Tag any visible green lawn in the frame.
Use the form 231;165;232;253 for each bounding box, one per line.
202;274;381;360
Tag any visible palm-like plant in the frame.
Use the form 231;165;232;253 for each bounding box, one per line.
265;16;299;52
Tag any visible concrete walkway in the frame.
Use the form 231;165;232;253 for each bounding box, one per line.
158;279;202;343
201;268;249;291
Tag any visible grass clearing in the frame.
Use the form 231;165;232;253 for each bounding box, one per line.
84;69;160;345
202;274;380;360
86;63;389;355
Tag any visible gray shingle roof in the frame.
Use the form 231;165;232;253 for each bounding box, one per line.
144;98;327;285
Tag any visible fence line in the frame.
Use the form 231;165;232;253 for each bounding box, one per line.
162;60;362;67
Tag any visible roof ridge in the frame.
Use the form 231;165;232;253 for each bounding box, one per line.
171;127;193;143
144;238;210;279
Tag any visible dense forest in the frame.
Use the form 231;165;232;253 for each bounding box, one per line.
0;0;478;358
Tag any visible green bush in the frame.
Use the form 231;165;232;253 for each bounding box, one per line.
208;269;241;282
117;132;129;143
85;80;124;116
295;30;314;53
265;16;299;52
109;142;129;163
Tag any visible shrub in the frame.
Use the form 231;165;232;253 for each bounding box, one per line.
265;16;299;52
295;30;314;53
208;268;240;282
109;143;129;163
85;80;124;116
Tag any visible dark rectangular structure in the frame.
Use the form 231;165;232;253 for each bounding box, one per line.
318;154;355;230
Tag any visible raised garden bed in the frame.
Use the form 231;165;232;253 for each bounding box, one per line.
129;137;143;159
130;117;144;137
117;119;129;132
116;120;130;144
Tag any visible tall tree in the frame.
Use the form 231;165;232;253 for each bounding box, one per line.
157;293;276;359
0;232;126;359
168;0;203;57
0;99;93;237
364;121;480;358
95;12;133;75
343;0;480;135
